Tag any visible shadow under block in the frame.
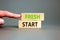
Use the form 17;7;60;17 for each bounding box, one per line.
18;13;44;28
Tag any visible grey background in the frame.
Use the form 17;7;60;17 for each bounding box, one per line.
0;0;60;40
0;0;60;28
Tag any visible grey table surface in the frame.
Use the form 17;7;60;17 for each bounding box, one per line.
0;26;60;40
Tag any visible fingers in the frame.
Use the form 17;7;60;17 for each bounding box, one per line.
0;10;20;18
5;12;20;18
0;18;5;25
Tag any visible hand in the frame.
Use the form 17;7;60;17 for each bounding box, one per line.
0;10;20;25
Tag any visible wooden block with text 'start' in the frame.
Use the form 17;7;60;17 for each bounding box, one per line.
18;20;41;28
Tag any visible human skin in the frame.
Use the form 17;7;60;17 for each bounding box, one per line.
0;10;20;25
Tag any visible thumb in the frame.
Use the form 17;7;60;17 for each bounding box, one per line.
0;18;5;25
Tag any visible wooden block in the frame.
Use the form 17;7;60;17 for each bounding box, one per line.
40;13;44;21
18;20;41;28
21;13;44;21
18;13;44;28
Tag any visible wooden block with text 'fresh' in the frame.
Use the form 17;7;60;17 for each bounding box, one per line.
21;13;44;21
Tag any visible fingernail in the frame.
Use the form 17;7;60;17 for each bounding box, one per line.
15;14;20;17
17;14;20;17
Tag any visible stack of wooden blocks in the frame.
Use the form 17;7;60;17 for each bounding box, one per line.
18;13;44;28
